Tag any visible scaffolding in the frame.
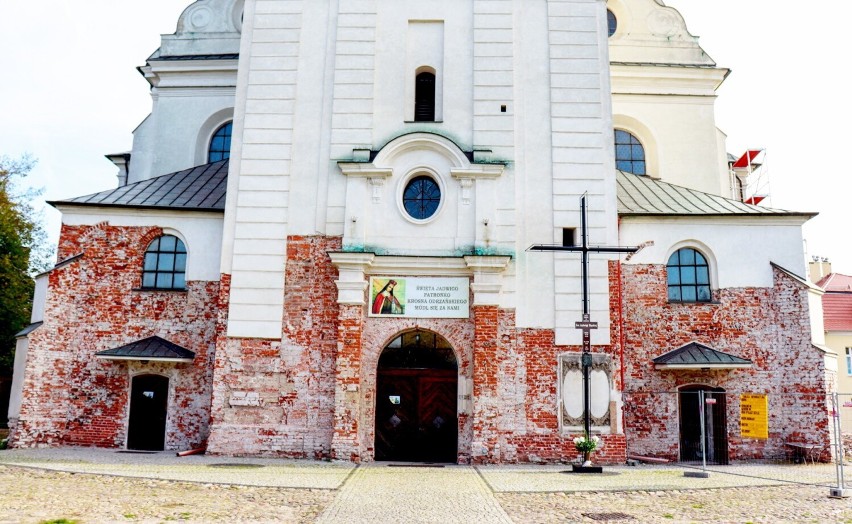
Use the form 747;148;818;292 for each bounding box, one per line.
729;149;771;207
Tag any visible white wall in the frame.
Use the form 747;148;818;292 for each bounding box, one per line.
58;207;224;282
129;86;236;184
612;93;727;195
7;338;28;422
126;0;242;183
608;0;730;197
619;216;810;288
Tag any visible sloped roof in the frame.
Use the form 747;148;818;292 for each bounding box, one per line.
653;342;753;370
49;160;228;212
95;336;195;362
15;321;43;338
817;273;852;292
822;293;852;332
616;172;815;217
814;273;852;332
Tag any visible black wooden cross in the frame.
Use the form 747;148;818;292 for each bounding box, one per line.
529;193;639;438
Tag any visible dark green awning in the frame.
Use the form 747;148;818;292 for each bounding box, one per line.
96;336;195;363
653;342;752;370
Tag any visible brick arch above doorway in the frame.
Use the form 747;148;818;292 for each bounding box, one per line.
360;319;474;463
362;318;474;376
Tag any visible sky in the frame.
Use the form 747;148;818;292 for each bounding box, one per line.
1;1;851;273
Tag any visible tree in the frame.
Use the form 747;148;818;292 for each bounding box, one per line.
0;155;52;374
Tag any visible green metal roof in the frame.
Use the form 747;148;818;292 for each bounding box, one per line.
653;342;753;370
50;160;228;212
616;172;815;217
96;336;195;363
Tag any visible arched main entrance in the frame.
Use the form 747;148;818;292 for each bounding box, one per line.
127;374;169;451
679;385;729;464
374;330;458;463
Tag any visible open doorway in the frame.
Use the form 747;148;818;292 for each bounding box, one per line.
679;385;729;464
375;330;458;463
127;374;169;451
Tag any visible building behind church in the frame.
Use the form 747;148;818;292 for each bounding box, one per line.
6;0;834;465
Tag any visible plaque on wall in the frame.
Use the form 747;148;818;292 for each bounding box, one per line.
369;277;470;319
559;353;612;429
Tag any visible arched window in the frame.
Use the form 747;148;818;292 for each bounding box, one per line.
614;129;646;175
208;121;232;163
667;248;711;302
142;235;187;290
414;72;436;122
403;175;441;220
607;10;617;37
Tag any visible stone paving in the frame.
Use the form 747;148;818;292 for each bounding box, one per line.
317;465;512;524
2;449;852;522
0;448;353;489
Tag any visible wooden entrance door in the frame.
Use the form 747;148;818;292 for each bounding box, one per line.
127;374;169;451
375;368;458;462
679;386;729;464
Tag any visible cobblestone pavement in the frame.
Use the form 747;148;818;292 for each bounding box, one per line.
317;465;512;524
0;465;334;523
2;449;852;523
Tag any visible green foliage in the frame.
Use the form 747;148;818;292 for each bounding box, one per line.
0;155;53;375
573;434;600;453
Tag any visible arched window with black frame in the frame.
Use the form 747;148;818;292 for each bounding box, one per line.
614;129;646;175
208;121;232;163
414;71;436;122
667;247;712;302
142;235;187;290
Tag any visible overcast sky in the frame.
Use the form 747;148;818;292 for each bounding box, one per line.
2;1;851;273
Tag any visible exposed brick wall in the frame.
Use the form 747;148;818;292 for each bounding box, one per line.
621;263;831;462
12;223;218;450
467;305;627;465
207;236;340;458
330;304;364;461
16;226;830;466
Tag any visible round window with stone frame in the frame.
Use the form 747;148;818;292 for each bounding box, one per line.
402;175;441;221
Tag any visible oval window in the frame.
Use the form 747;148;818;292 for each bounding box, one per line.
403;175;441;220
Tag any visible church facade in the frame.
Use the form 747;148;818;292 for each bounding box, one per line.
7;0;834;464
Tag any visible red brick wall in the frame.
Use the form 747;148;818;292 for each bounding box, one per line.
12;223;218;450
19;226;827;465
621;263;831;461
207;236;340;458
467;305;627;465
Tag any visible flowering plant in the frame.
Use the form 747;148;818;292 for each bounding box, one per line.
573;434;600;453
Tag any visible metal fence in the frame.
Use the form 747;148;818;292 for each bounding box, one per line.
623;390;848;495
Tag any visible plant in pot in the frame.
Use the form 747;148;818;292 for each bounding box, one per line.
573;434;600;466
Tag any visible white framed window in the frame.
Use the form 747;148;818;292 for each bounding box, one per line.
846;348;852;375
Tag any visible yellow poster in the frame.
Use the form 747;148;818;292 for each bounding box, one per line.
740;393;769;439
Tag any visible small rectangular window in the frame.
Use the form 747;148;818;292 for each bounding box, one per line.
562;228;576;247
846;348;852;375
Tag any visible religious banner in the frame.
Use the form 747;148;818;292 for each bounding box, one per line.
369;277;469;319
740;393;769;439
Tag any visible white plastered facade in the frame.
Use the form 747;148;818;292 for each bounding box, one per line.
223;0;619;343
